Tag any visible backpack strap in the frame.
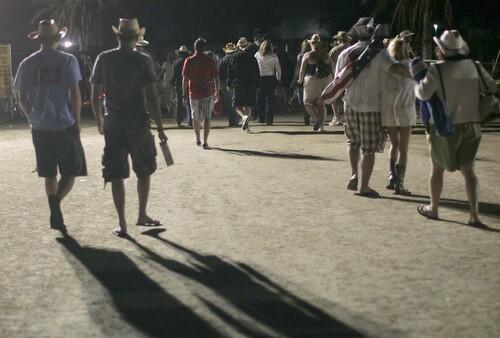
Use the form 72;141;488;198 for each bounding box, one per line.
435;63;448;105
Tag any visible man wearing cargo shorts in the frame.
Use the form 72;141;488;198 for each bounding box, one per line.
182;38;220;149
14;20;87;230
91;18;167;237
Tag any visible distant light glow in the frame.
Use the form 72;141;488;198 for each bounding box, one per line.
62;40;73;48
433;24;438;32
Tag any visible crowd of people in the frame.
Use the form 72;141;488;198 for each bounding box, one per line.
12;16;497;236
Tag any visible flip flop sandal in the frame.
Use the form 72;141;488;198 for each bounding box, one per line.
417;205;438;220
112;228;128;237
136;219;162;227
358;189;380;198
347;177;358;191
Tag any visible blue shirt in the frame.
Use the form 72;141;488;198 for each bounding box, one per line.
14;49;82;130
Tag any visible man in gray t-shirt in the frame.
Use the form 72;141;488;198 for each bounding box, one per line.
91;18;167;237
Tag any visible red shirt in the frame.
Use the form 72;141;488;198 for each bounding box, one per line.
182;52;218;99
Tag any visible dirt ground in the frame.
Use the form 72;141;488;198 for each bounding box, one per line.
1;115;499;338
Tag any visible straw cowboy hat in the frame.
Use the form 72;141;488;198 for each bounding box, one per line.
237;37;250;50
28;19;67;41
396;30;415;40
223;42;237;54
434;30;470;57
348;17;375;40
308;34;322;44
112;18;145;37
176;45;189;53
332;31;352;42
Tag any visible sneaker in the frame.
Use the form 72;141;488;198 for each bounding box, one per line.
241;116;249;131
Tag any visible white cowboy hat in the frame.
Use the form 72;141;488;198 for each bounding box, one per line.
396;30;415;40
28;19;67;41
112;18;145;37
433;30;470;57
223;42;237;54
308;34;322;44
237;37;250;50
176;45;189;53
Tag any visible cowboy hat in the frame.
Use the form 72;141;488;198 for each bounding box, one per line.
332;31;352;42
348;17;375;40
112;18;145;37
396;30;415;40
433;30;470;57
237;37;250;50
176;45;189;53
136;28;149;47
223;42;237;54
308;34;321;44
28;19;67;42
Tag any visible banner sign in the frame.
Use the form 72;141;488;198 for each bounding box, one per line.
0;45;12;98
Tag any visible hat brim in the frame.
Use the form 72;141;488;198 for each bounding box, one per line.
398;32;415;39
136;39;149;47
112;26;145;37
223;48;237;54
433;36;470;56
28;27;68;41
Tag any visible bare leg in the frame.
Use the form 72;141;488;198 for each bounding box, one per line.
360;153;375;193
429;163;444;215
137;175;151;223
111;179;127;233
193;119;202;143
398;127;411;168
304;102;318;122
316;98;326;131
45;177;58;197
348;145;360;178
57;175;75;201
203;118;210;145
387;127;400;165
460;163;480;224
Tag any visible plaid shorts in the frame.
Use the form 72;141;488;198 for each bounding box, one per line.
345;109;387;155
190;96;214;121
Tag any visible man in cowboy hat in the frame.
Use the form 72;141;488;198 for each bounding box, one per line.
170;45;192;127
328;31;353;126
336;17;395;198
182;38;220;149
90;18;167;237
219;42;239;127
227;37;260;132
14;19;87;230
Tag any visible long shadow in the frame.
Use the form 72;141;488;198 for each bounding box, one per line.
56;232;223;337
210;147;339;162
380;195;500;233
128;230;367;338
253;130;345;136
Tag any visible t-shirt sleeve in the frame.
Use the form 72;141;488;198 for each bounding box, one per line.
65;55;82;85
13;61;29;91
143;57;158;85
90;54;104;85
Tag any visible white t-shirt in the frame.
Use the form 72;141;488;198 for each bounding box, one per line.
254;52;282;80
337;42;394;112
380;56;416;119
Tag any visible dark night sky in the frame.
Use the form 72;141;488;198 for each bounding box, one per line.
1;0;499;66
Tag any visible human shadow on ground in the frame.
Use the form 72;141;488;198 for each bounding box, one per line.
380;194;500;233
253;130;344;136
210;147;339;162
127;229;367;338
56;231;223;337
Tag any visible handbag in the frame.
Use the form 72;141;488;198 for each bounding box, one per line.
433;64;454;137
472;61;500;122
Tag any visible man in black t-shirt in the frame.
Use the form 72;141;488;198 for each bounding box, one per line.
227;37;260;132
170;45;191;127
91;18;167;237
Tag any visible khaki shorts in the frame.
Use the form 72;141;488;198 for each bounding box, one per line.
427;123;481;172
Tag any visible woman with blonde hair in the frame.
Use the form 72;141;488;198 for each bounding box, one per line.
415;30;496;226
255;40;281;125
298;34;332;131
291;39;311;125
381;35;416;195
